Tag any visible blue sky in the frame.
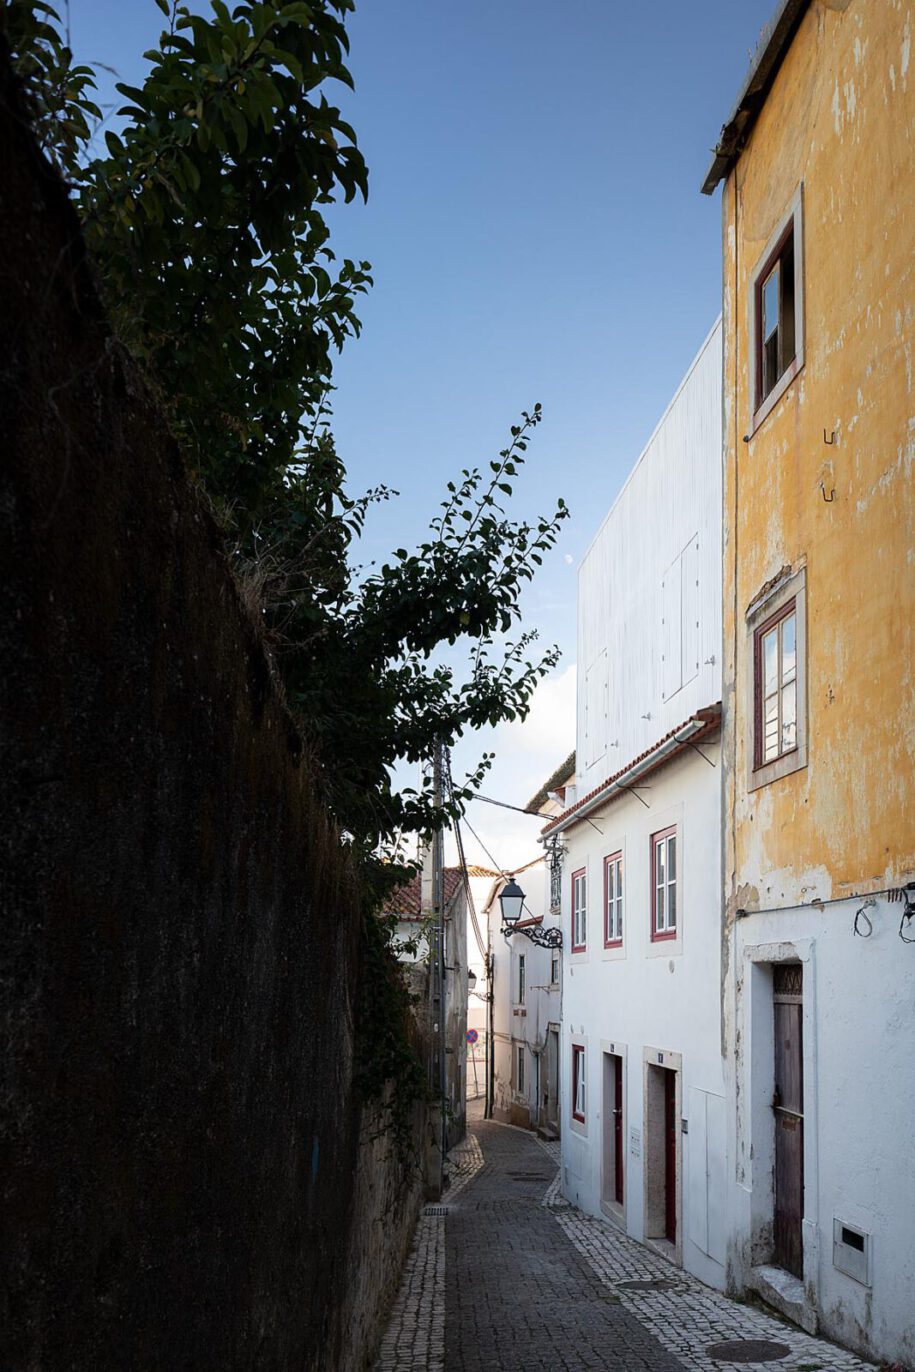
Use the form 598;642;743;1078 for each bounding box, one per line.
71;0;774;868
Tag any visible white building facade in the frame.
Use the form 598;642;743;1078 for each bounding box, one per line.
548;321;727;1286
486;857;563;1133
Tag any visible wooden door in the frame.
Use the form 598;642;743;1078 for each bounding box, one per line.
613;1058;624;1204
664;1069;677;1243
773;963;804;1278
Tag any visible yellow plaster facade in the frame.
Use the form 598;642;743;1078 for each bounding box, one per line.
721;0;915;915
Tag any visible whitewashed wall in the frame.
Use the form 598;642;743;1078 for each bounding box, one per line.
559;751;726;1289
726;897;915;1362
488;861;562;1128
464;873;499;1100
577;320;722;794
559;322;725;1289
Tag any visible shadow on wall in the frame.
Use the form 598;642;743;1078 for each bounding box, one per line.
0;53;424;1372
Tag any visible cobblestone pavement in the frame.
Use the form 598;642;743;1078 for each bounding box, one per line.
375;1110;877;1372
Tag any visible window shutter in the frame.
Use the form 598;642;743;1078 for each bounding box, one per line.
661;562;682;701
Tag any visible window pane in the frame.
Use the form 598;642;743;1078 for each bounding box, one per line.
780;234;796;367
763;264;780;341
656;882;665;931
782;679;797;751
667;835;676;883
764;690;779;762
668;879;677;928
781;612;796;684
763;626;778;695
656;840;665;886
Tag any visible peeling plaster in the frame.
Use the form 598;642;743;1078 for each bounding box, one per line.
719;8;915;1352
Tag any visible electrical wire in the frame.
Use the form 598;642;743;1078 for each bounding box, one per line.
474;792;553;818
736;885;896;920
442;750;490;963
853;902;874;938
459;811;507;880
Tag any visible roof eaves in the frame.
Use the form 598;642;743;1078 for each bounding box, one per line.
541;706;722;838
701;0;810;195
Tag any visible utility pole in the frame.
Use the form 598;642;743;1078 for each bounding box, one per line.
421;741;446;1197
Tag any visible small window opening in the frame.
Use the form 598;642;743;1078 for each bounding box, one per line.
757;227;796;407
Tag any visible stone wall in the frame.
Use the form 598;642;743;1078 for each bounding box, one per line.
0;55;423;1371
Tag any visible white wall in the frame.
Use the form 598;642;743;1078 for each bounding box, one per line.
559;320;725;1287
465;873;498;1100
726;897;915;1365
559;749;725;1289
488;861;562;1129
577;320;722;795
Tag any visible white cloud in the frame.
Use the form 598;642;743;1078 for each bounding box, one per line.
448;664;576;873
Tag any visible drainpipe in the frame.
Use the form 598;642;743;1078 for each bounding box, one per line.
485;946;494;1121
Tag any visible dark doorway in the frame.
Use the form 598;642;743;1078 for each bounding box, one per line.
602;1052;624;1211
773;963;804;1278
614;1057;625;1205
546;1029;559;1132
664;1068;677;1243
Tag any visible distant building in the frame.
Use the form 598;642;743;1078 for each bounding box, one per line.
545;322;725;1286
485;833;565;1135
461;867;502;1106
703;2;915;1361
383;863;470;1153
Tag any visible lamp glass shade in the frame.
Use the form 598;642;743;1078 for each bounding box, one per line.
499;877;525;925
467;969;477;990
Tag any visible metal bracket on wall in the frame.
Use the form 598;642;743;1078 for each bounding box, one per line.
502;921;563;950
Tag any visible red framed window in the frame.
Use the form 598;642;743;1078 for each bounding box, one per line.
603;851;623;946
572;1044;586;1122
518;953;526;1005
571;867;587;952
650;826;677;941
754;600;798;769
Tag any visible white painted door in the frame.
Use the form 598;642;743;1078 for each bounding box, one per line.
687;1086;726;1265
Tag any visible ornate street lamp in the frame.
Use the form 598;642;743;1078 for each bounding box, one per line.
498;875;562;949
498;876;526;927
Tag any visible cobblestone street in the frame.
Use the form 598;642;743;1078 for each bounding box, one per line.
375;1106;877;1372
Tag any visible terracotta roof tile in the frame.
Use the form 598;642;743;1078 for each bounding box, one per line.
383;867;466;920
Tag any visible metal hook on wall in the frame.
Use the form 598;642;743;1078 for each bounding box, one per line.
824;428;836;445
820;482;835;503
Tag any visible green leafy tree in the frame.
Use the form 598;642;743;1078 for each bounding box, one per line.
3;0;569;888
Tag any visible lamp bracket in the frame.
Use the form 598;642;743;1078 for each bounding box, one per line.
501;922;563;949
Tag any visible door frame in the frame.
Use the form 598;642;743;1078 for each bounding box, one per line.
773;962;804;1276
545;1025;560;1131
643;1046;683;1266
738;938;819;1298
600;1040;628;1227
